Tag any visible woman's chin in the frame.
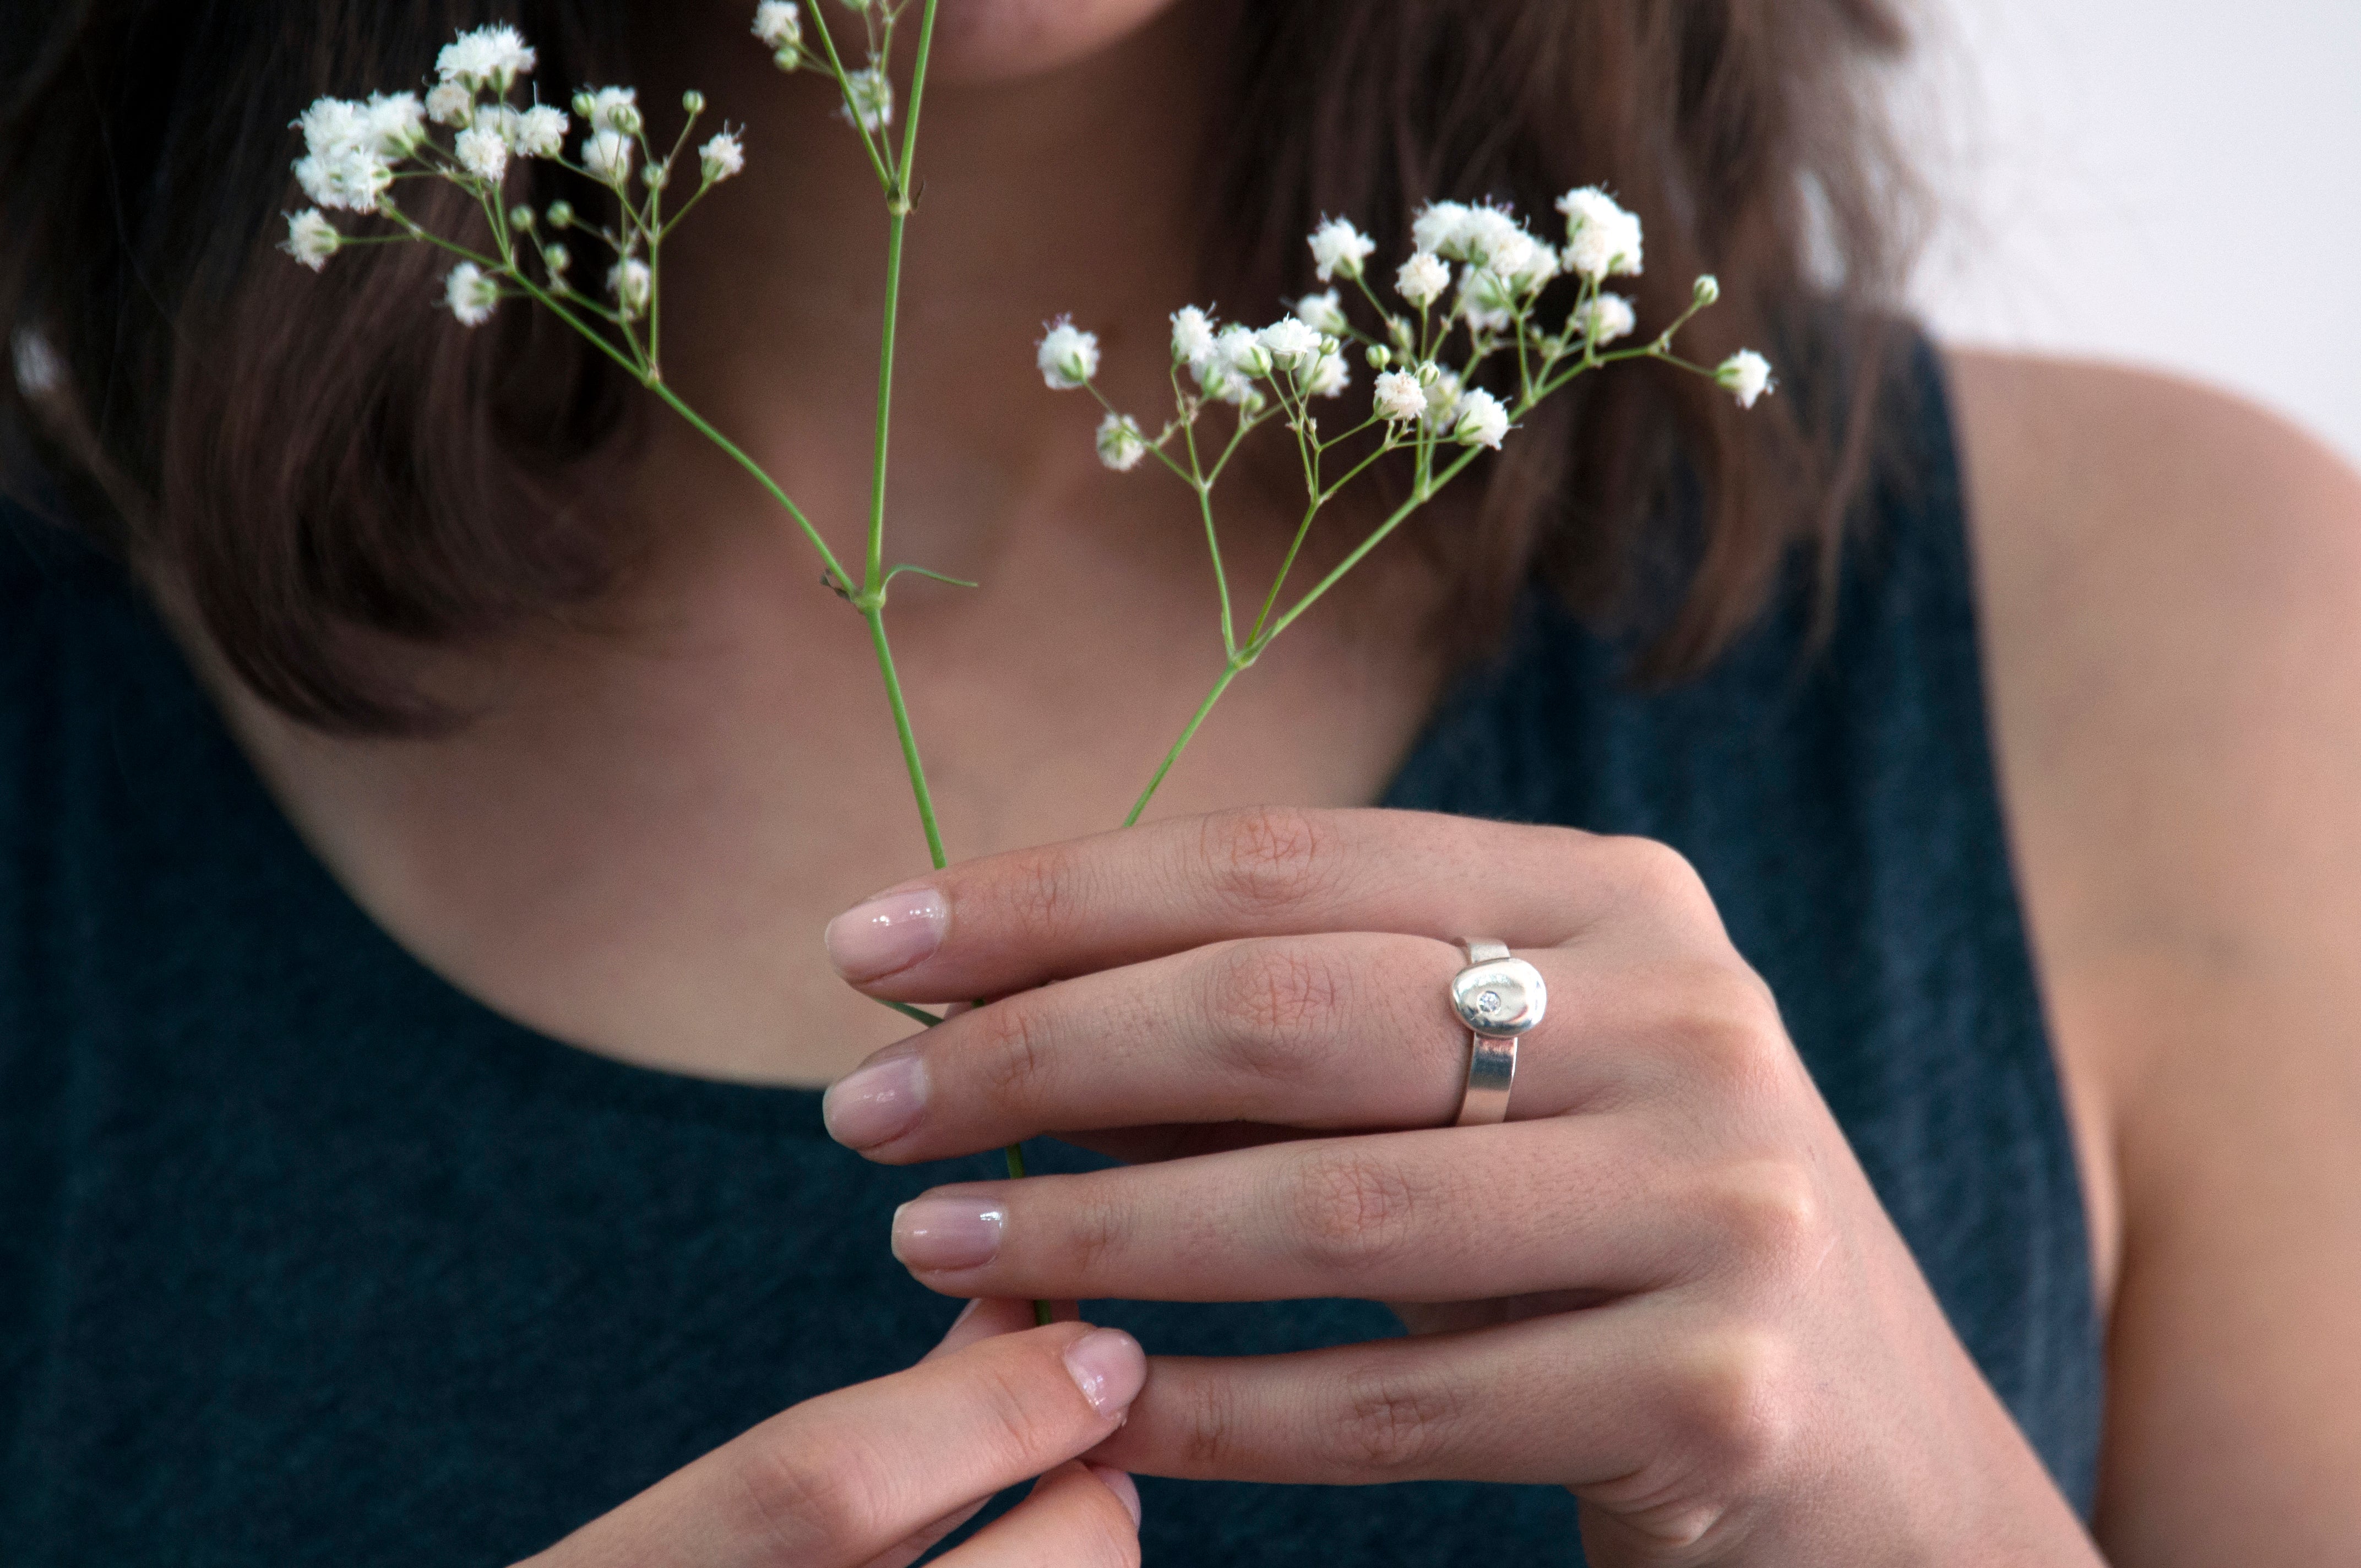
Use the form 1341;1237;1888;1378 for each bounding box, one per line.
918;0;1189;85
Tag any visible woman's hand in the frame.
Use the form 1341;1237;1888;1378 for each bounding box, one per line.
819;807;2102;1566
518;1300;1144;1567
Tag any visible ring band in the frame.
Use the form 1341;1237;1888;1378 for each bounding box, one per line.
1450;938;1547;1126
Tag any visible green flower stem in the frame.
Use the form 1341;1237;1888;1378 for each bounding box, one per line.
1124;658;1244;828
861;601;949;870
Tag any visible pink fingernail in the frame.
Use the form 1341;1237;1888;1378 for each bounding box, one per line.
823;887;947;982
1088;1464;1144;1527
1063;1328;1146;1417
822;1053;927;1150
891;1196;1005;1272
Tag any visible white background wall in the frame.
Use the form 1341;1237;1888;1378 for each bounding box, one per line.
1904;0;2361;465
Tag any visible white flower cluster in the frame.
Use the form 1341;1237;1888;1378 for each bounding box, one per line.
279;22;763;347
1044;189;1776;486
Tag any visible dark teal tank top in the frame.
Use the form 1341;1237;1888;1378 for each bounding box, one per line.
0;341;2099;1563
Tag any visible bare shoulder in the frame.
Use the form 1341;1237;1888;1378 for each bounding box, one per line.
1944;348;2361;1562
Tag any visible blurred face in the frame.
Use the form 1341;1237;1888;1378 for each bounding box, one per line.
910;0;1191;83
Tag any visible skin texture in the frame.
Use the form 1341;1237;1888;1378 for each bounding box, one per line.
199;2;2361;1563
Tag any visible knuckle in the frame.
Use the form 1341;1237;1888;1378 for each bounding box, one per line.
1603;836;1717;921
1177;1370;1249;1473
1663;1326;1799;1483
1286;1144;1426;1275
1668;962;1790;1096
1705;1160;1830;1282
739;1434;895;1553
1200;805;1332;914
1205;941;1350;1071
970;998;1055;1105
1000;842;1076;943
1336;1363;1461;1475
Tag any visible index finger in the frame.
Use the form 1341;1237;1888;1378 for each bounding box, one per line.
520;1322;1146;1568
822;807;1712;1001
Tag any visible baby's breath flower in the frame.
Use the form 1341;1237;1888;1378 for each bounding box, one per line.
1693;274;1721;307
426;81;475;128
1395;252;1450;310
753;1;804;52
582;128;635;187
1452;388;1510;450
455;126;510;184
576;86;641;135
1715;350;1775;409
1096;412;1149;472
1411;202;1473;258
1169;306;1217;372
643;158;672;191
436;25;537;94
1305;350;1350;400
514;104;569;159
841;68;894;133
293;146;391;214
1293;290;1348;336
1036;318;1099;389
280;209;340;272
1420;365;1464;431
1373;368;1427;423
1457;267;1516;333
1573;292;1638;346
543;242;572;280
1258;316;1323;370
445;262;500;327
363;92;427;158
1557;186;1644;281
1307;217;1375;284
608;258;652;320
1216;323;1273;381
700;129;746;183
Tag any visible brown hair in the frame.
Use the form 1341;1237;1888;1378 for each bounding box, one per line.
0;0;1919;730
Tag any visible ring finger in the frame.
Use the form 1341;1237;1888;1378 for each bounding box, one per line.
823;931;1740;1163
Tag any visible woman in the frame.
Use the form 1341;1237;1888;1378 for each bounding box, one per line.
2;1;2355;1563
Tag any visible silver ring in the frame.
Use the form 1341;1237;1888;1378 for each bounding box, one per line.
1450;938;1547;1126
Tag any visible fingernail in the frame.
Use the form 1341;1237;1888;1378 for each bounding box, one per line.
891;1196;1004;1272
822;1054;927;1149
824;886;947;982
1063;1327;1146;1417
1088;1464;1144;1527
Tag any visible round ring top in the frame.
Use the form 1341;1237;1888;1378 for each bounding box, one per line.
1451;955;1548;1038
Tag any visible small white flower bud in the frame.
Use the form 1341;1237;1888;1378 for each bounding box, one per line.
455;124;509;183
1557;186;1644;281
426;81;475;128
1096;412;1149;472
753;0;804;50
1452;388;1510;450
444;262;500;327
682;90;706;115
608;257;652;320
1305;350;1350;400
1035;317;1100;389
1396;252;1450;310
1307;216;1376;284
1258;316;1323;370
1373;369;1427;423
436;25;537;95
1169;306;1217;373
508;204;535;230
581;128;634;187
280;209;340;273
583;86;640;135
1366;344;1393;371
546;200;575;228
1572;292;1638;346
1715;350;1775;409
642;158;671;190
543;242;572;274
513;104;568;159
1293;290;1348;336
841;68;893;133
1693;274;1721;307
1217;323;1273;381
